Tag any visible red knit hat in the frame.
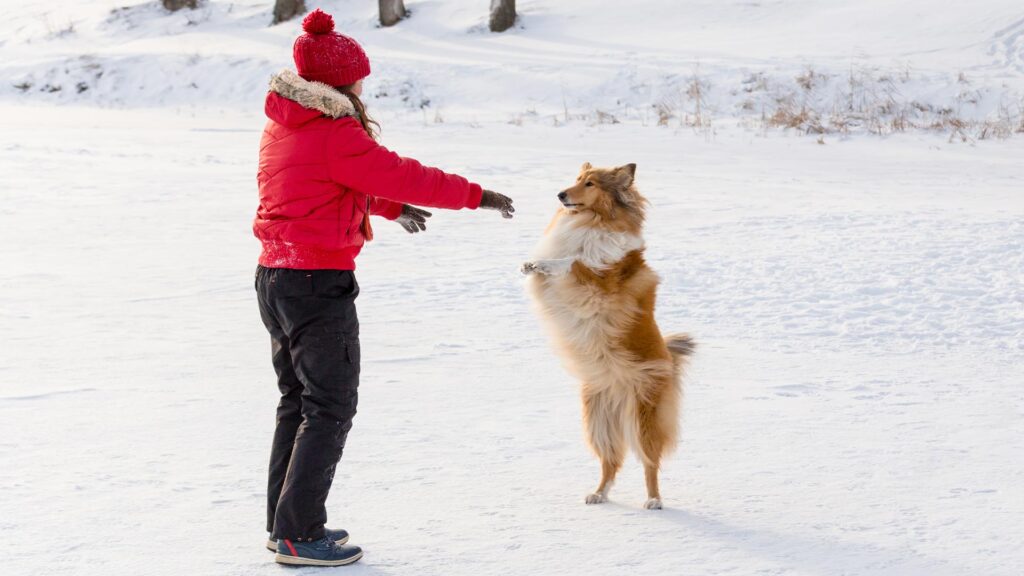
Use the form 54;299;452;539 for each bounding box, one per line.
293;9;371;87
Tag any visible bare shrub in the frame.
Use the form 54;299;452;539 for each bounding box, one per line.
685;74;711;128
978;103;1017;140
828;108;851;134
653;100;675;126
595;110;620;125
796;68;826;91
742;72;768;93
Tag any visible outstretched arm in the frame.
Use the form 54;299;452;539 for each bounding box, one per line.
328;120;483;211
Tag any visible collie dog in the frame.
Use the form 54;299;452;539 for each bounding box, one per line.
522;162;694;510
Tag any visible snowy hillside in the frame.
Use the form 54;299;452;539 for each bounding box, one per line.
2;1;1023;576
2;0;1024;137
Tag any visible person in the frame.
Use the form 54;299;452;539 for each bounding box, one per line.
252;9;515;567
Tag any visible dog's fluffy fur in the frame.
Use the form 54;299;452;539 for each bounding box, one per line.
522;162;694;510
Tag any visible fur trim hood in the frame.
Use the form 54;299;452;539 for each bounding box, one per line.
268;69;357;119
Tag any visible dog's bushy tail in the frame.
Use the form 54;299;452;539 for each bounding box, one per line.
664;333;696;378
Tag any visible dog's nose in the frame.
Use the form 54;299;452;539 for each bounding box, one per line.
557;191;568;201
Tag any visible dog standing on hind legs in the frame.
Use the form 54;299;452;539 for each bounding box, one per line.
522;162;695;510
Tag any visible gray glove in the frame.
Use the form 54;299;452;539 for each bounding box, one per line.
395;204;432;233
479;189;515;219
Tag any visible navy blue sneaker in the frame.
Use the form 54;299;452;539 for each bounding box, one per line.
275;536;362;566
266;528;349;552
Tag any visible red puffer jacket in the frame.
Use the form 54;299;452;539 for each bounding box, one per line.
254;70;483;270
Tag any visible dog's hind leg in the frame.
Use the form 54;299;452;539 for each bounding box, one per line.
642;463;662;509
582;389;626;504
588;454;623;505
636;399;669;510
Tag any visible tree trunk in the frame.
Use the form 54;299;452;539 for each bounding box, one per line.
379;0;407;27
162;0;199;11
272;0;306;25
489;0;516;32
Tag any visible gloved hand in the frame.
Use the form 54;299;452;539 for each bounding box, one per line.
479;190;515;219
395;204;432;233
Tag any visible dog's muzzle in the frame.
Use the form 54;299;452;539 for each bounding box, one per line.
558;191;579;208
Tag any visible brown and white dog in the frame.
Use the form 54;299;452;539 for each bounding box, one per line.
522;162;694;510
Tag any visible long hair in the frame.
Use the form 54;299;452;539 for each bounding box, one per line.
337;85;380;140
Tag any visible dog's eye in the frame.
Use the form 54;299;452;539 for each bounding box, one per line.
584;181;594;187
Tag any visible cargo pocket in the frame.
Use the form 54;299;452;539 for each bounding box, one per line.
344;334;361;370
313;325;359;368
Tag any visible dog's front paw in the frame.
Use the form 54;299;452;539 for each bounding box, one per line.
522;261;556;275
585;492;608;505
643;498;663;510
524;259;569;276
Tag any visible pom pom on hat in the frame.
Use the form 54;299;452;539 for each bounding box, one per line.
302;9;334;35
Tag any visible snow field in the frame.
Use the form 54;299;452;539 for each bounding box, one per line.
1;106;1022;574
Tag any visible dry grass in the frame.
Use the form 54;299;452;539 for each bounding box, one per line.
649;68;714;137
654;100;674;126
685;74;712;129
753;66;1023;141
765;103;824;133
493;63;1020;141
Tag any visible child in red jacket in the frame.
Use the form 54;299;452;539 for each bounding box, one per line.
254;9;514;567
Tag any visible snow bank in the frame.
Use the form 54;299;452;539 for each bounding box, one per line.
2;0;1023;138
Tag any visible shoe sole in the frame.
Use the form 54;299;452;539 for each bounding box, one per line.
274;550;363;566
266;535;349;551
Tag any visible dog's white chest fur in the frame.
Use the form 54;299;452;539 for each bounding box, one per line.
525;214;652;388
531;215;644;270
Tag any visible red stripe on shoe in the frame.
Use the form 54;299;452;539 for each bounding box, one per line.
284;539;298;556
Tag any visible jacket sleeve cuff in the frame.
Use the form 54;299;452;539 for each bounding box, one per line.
382;199;404;220
466;183;483;210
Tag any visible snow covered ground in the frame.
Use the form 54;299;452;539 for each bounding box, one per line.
2;1;1023;575
2;106;1022;575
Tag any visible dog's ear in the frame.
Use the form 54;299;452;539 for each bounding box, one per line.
615;163;637;187
580;161;592;172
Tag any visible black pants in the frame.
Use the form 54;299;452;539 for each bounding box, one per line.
255;265;361;541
